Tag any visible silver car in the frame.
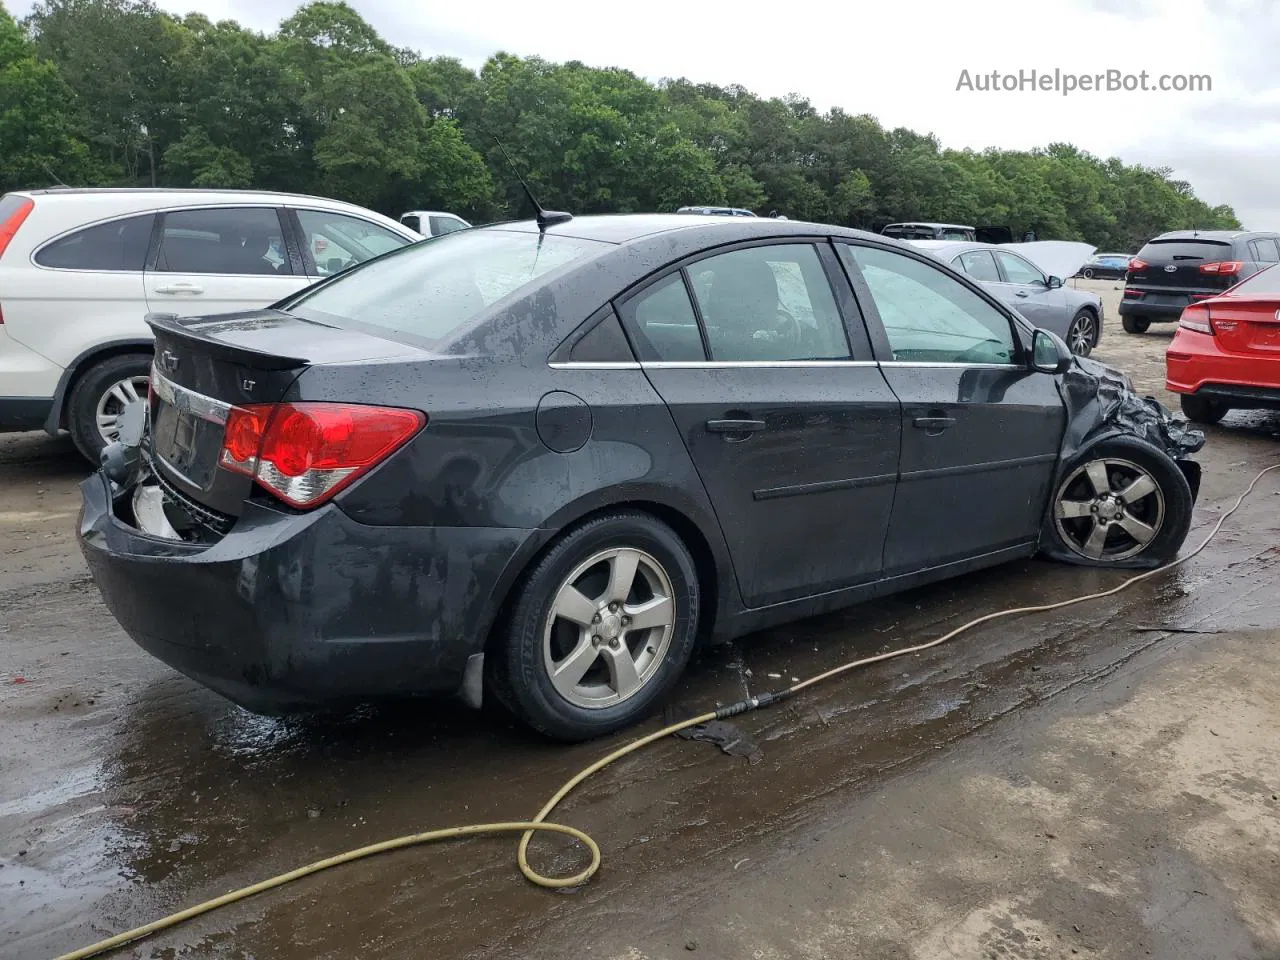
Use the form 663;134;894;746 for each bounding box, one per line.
910;240;1105;356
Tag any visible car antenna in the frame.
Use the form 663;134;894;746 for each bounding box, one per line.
493;140;572;231
42;164;69;188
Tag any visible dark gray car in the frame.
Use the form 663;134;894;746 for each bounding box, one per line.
78;215;1203;741
912;240;1106;356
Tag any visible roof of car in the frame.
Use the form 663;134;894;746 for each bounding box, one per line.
884;221;975;230
484;213;883;246
1151;230;1251;241
17;187;349;200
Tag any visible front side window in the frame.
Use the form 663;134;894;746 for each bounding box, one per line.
156;207;288;275
841;244;1018;365
36;214;155;271
686;244;850;361
296;209;413;277
400;214;422;233
286;229;604;346
955;250;1000;282
994;251;1045;286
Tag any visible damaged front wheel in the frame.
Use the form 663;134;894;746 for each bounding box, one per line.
1043;438;1193;569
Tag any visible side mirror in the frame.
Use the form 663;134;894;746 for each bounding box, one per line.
1031;328;1073;374
1046;275;1063;289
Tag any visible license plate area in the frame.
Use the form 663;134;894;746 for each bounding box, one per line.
152;400;224;490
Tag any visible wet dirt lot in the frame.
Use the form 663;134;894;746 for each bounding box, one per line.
3;280;1279;960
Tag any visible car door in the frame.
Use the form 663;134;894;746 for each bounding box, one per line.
616;240;902;609
289;208;415;279
836;241;1067;575
144;206;307;317
991;249;1065;329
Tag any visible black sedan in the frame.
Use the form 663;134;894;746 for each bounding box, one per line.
79;215;1204;741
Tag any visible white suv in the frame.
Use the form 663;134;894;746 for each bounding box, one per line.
0;188;420;462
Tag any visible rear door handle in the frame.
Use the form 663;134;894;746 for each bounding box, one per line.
706;418;766;434
154;283;204;295
913;416;956;434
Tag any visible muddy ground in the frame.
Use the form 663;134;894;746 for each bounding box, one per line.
3;280;1279;960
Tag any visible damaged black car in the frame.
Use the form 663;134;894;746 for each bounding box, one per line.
77;215;1205;741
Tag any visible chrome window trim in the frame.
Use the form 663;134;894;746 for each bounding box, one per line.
879;361;1020;370
548;361;643;370
148;366;232;424
546;360;1024;371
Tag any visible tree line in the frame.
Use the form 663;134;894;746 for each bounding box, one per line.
1;0;1241;251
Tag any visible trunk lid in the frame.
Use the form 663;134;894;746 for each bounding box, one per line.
1207;297;1280;355
1128;238;1238;301
145;310;417;519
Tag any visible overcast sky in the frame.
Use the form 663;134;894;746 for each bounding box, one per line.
13;0;1279;228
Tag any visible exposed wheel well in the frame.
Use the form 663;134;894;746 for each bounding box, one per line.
482;500;721;665
56;343;153;429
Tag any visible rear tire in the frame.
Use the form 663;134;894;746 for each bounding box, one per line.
1082;268;1094;279
66;353;152;465
495;511;701;741
1179;394;1229;425
1041;437;1193;570
1121;315;1150;334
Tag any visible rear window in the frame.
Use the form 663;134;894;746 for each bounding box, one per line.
285;229;605;344
35;214;156;271
1138;239;1232;261
1224;263;1280;297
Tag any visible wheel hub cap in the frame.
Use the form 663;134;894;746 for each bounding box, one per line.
598;613;622;641
1053;457;1166;561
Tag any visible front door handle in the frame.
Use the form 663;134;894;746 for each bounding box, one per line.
1015;290;1029;298
706;418;766;435
154;283;204;295
913;416;956;435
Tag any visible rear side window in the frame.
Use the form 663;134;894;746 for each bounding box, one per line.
955;250;1000;282
35;214;155;271
686;244;850;361
620;273;706;362
285;229;604;345
1138;239;1232;262
156;207;289;275
429;215;467;236
400;214;422;233
1248;239;1279;263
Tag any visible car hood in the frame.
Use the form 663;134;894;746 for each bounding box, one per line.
1000;241;1096;281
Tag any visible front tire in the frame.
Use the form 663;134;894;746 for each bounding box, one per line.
1179;394;1228;425
495;511;701;741
1042;438;1193;569
1121;315;1150;334
1082;268;1095;279
1066;309;1098;357
66;353;151;464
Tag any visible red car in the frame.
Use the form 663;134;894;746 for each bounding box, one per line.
1166;263;1280;424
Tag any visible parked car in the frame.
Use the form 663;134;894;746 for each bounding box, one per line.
0;188;420;462
399;210;471;237
676;206;757;217
1166;262;1280;424
79;215;1202;741
909;239;1105;356
882;222;1015;244
1120;230;1280;334
1076;253;1130;280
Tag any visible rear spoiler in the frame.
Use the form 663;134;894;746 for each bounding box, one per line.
145;311;309;370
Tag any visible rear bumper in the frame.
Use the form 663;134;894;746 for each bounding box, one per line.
0;396;54;431
1118;298;1184;320
78;472;539;713
1166;330;1280;406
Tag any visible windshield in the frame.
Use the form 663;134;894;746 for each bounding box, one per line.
1226;263;1280;297
285;229;606;344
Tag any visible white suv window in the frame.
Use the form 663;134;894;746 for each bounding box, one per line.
296;209;412;277
35;214;155;271
155;207;290;276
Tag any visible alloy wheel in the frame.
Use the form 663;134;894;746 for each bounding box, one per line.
95;375;149;446
542;547;676;709
1068;314;1096;356
1054;457;1166;561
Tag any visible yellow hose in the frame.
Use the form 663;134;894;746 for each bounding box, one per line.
56;463;1279;960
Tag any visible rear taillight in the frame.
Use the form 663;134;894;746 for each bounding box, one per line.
219;402;425;508
1128;257;1148;271
0;198;35;323
1123;288;1144;299
1199;261;1243;276
1179;303;1214;335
